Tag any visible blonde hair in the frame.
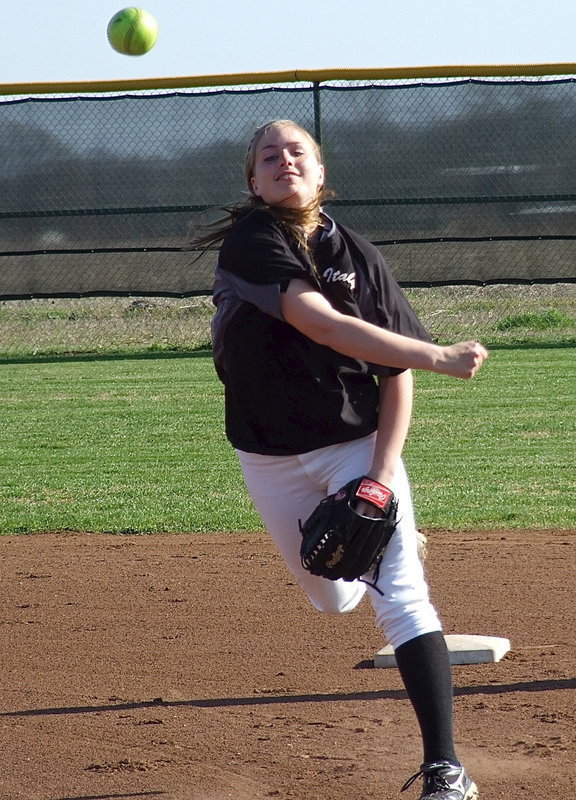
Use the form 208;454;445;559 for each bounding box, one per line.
188;119;328;257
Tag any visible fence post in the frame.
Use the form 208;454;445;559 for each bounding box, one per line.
312;81;322;148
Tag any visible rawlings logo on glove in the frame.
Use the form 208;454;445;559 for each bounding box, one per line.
299;476;398;589
355;478;393;509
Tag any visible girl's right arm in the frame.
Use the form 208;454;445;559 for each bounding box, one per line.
280;278;488;379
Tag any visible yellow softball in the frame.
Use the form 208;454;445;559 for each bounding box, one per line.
107;7;158;56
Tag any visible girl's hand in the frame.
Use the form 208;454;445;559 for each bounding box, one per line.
437;341;488;379
354;499;384;518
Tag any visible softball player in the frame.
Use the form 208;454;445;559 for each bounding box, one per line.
198;119;484;800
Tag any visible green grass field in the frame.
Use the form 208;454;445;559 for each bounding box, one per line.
0;347;573;534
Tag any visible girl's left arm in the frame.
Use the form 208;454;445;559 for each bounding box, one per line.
367;368;414;489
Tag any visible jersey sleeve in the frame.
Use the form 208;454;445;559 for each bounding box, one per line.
212;266;285;321
216;211;318;321
218;210;313;287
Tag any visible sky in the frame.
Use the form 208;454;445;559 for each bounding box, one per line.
1;0;576;87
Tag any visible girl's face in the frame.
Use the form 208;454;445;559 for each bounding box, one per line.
249;124;324;209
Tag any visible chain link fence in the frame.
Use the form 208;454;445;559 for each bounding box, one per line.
1;70;575;357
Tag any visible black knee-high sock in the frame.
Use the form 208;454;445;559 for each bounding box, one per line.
394;630;458;765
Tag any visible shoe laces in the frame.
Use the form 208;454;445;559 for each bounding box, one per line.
401;760;457;793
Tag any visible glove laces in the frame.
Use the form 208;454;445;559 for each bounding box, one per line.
358;562;385;595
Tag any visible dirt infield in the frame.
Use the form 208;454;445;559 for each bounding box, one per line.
0;529;574;800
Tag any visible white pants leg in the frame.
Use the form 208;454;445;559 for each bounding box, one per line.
237;434;442;650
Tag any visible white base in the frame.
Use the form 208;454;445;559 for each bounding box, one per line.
374;634;511;668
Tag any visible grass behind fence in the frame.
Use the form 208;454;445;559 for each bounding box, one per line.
0;283;574;359
0;347;573;534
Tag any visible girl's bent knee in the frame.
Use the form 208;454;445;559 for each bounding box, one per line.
308;582;366;614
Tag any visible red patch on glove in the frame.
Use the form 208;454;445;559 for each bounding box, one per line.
355;477;393;510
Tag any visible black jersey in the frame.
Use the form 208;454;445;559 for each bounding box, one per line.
212;209;431;455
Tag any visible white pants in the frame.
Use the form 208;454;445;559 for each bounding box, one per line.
237;434;442;650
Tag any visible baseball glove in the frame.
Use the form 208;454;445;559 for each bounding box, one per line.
299;476;398;586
